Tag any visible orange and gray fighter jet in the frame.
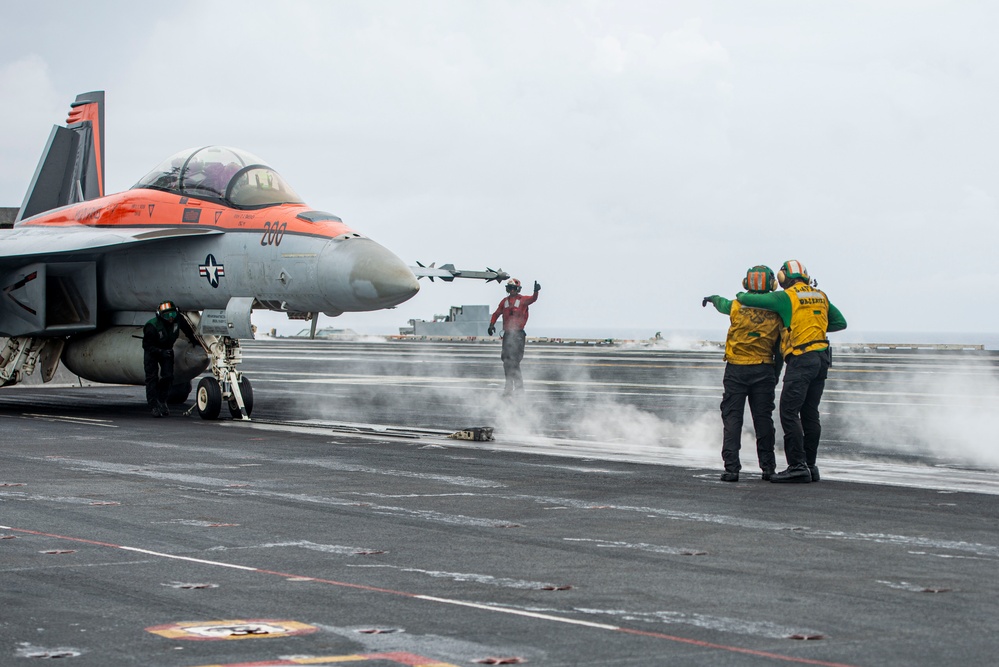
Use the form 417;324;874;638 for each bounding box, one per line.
1;91;506;419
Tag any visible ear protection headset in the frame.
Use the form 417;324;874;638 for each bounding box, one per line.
742;265;777;293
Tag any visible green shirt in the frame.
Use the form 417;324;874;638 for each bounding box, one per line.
736;289;847;331
704;295;734;315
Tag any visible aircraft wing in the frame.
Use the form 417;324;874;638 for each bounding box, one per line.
0;225;223;337
0;225;222;265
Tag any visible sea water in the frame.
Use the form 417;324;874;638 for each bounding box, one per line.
529;327;999;350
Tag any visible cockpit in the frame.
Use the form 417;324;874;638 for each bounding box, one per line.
132;146;305;209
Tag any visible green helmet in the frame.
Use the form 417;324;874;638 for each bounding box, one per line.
743;265;776;293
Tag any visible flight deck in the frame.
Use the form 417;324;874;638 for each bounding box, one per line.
2;338;999;666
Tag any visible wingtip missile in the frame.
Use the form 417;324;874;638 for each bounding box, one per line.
415;260;435;282
410;262;509;283
486;267;510;283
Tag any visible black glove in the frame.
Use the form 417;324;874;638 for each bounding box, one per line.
702;296;711;308
534;281;541;292
487;325;495;336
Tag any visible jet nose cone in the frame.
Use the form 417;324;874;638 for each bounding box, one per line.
319;237;419;312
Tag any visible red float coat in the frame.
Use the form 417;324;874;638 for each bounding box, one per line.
490;290;539;332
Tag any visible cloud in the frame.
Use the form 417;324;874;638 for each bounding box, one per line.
0;56;61;197
2;2;998;338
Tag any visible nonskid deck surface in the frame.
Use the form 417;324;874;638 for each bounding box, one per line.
2;339;998;666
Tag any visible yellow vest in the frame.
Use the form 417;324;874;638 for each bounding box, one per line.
725;301;782;365
784;282;830;356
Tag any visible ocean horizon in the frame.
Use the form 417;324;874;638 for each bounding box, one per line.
279;323;999;351
526;327;999;350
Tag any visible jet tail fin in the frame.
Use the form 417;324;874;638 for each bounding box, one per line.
16;91;106;222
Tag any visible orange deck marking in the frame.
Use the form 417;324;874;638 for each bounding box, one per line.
145;619;317;641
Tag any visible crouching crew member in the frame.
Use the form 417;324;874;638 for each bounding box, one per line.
488;278;540;396
704;265;783;482
737;260;847;483
143;301;196;417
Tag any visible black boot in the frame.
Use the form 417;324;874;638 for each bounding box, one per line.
808;465;820;482
770;466;811;483
761;468;775;481
720;471;739;482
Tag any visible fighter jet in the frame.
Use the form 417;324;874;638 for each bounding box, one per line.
0;91;506;419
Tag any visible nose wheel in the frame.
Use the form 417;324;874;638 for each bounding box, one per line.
196;374;254;420
227;376;253;419
196;377;253;419
196;377;222;420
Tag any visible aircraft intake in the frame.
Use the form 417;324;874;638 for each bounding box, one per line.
318;237;419;313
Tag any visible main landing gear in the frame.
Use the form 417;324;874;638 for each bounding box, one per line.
0;337;64;387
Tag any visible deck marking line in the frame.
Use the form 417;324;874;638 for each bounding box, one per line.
119;546;259;571
616;626;859;667
0;525;860;667
414;595;618;629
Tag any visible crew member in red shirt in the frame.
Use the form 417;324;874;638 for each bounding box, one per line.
488;278;540;396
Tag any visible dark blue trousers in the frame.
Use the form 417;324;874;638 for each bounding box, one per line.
143;348;174;407
720;363;778;473
779;350;830;469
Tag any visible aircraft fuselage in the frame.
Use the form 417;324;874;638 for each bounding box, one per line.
14;188;420;323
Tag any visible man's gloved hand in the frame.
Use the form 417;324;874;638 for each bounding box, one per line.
487;325;496;336
702;296;711;307
534;281;541;292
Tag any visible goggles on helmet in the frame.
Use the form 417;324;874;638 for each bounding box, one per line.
157;301;179;320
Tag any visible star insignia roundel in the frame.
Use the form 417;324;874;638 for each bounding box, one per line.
199;254;226;288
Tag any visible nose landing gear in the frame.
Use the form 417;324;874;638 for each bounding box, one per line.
183;312;253;420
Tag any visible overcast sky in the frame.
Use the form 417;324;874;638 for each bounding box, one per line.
2;1;997;339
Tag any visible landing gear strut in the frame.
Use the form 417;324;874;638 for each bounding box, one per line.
0;337;64;386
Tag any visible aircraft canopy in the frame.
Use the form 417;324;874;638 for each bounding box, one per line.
132;146;304;208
